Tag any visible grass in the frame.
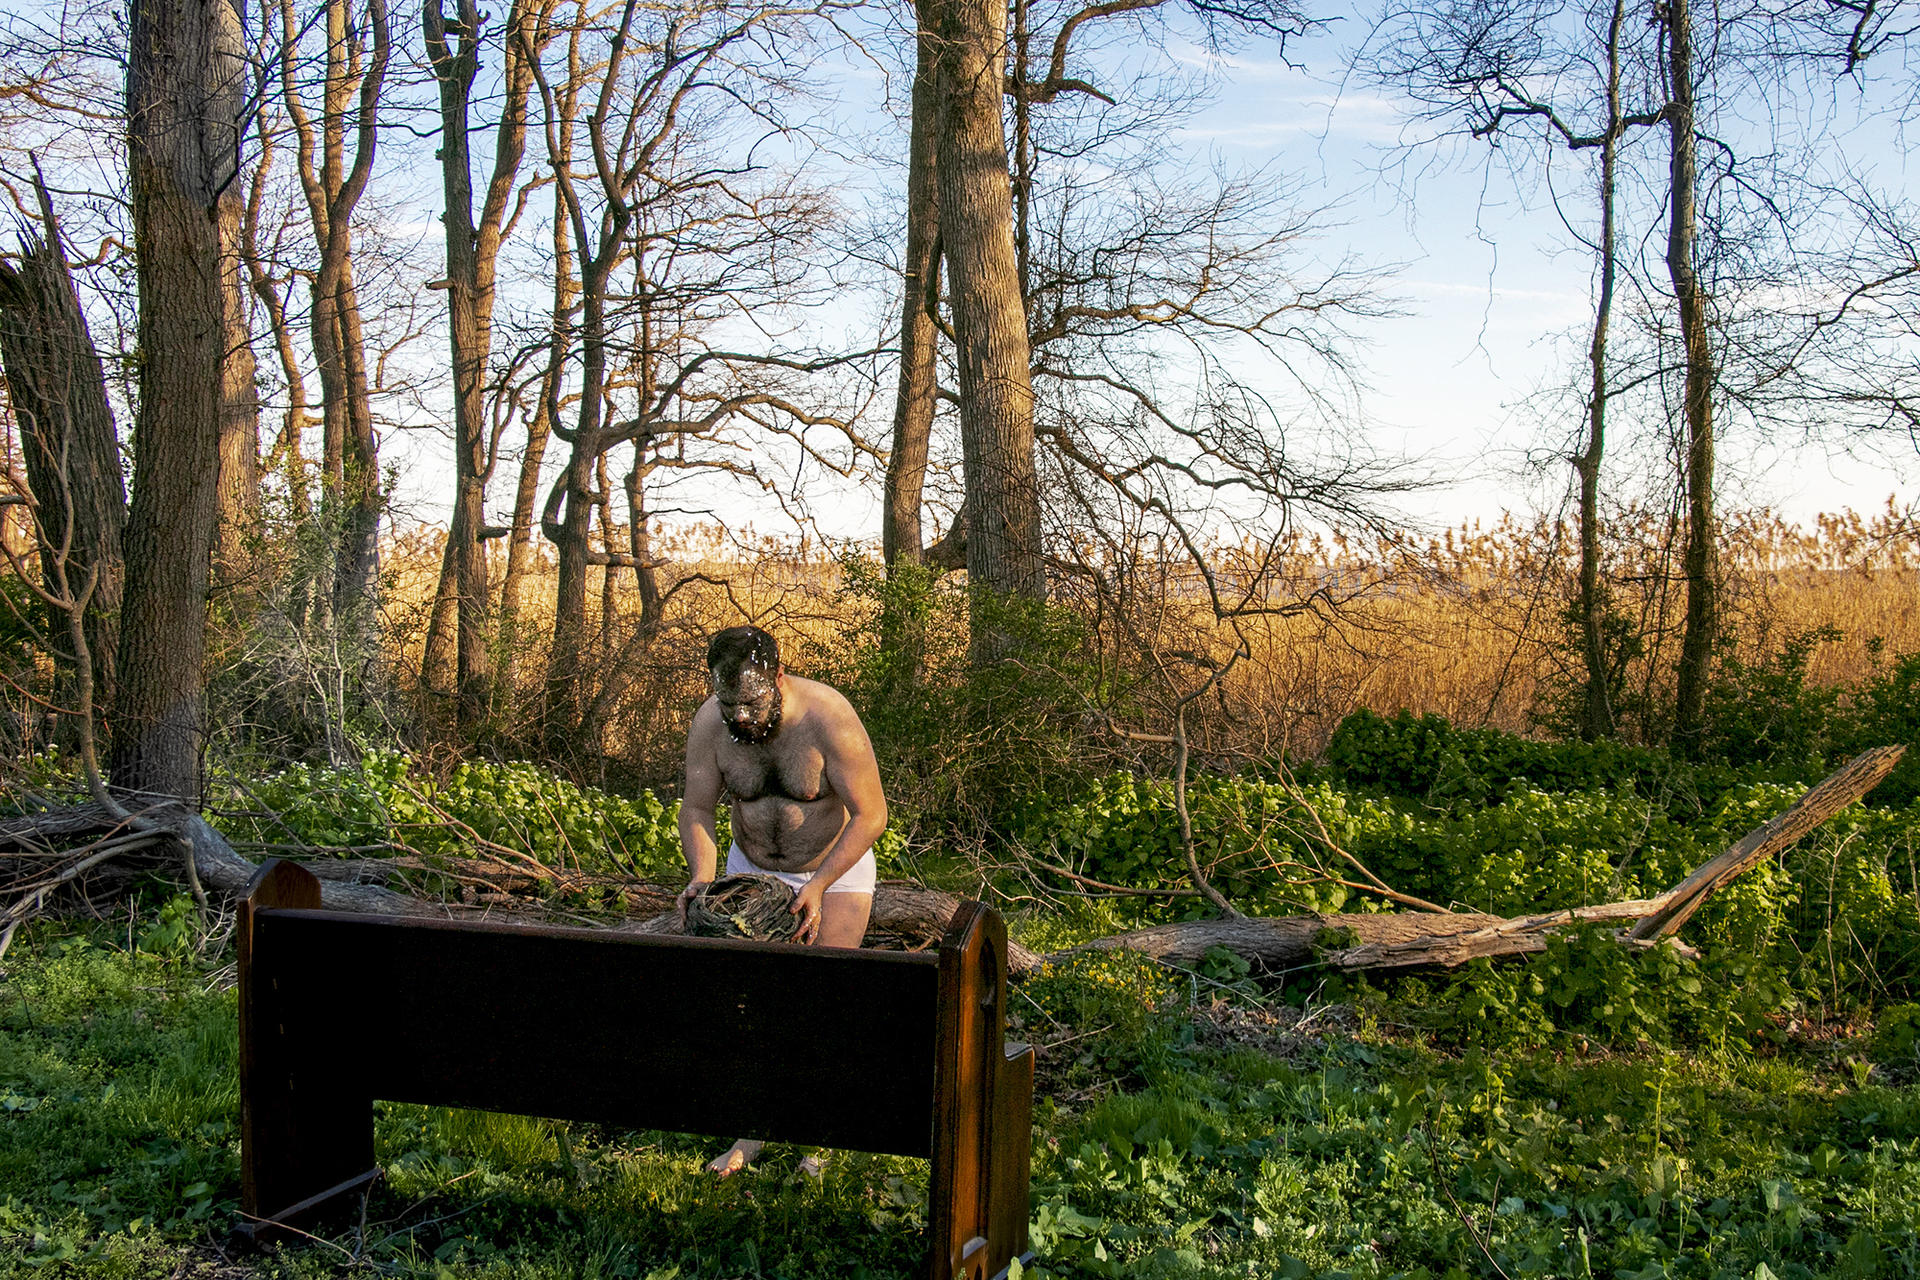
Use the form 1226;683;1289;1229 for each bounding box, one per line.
6;909;1920;1279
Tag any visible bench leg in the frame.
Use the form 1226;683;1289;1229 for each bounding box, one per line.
239;1023;376;1241
988;1043;1035;1272
238;861;378;1240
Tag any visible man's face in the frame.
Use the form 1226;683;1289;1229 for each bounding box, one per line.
714;663;783;744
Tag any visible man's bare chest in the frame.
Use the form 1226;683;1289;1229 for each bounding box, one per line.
718;739;830;805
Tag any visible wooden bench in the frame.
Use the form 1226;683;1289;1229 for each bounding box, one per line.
238;860;1035;1280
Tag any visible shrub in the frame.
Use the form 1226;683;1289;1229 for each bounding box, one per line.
802;553;1111;840
1030;766;1714;921
215;752;686;880
1699;626;1845;774
1833;649;1920;805
1450;923;1745;1051
1323;709;1729;816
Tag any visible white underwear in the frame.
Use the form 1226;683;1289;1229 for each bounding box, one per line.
725;842;877;895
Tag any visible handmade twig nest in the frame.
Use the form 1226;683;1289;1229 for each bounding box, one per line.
683;874;800;941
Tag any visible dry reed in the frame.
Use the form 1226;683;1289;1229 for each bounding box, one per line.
373;502;1920;777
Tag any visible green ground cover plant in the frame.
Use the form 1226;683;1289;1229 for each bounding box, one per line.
6;906;1920;1279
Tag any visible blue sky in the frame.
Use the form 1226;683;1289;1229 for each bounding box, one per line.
1163;32;1917;533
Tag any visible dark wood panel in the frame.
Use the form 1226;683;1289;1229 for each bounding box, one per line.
239;864;375;1231
257;909;942;1156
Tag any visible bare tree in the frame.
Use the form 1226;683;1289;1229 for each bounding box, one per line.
526;0;859;754
420;0;557;731
1659;0;1718;752
888;0;1326;667
277;0;392;629
924;0;1045;639
881;13;940;570
1365;0;1676;738
1363;0;1754;745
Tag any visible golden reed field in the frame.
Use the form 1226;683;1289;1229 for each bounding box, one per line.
375;501;1920;772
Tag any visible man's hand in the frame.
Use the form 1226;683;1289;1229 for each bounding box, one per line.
676;879;711;927
791;879;826;945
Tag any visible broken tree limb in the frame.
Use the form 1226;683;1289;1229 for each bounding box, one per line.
1050;745;1905;975
1323;899;1685;971
1627;744;1906;941
2;803;453;920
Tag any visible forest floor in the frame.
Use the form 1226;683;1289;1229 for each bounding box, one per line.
2;905;1916;1280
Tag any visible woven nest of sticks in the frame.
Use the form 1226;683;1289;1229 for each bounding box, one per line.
683;874;800;941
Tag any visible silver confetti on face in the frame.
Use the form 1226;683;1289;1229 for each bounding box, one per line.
715;664;783;743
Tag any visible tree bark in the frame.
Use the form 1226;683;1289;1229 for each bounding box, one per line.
216;192;261;591
115;0;248;802
883;17;941;570
1575;0;1626;743
1664;0;1718;754
927;0;1045;659
0;180;126;712
496;136;572;698
422;0;547;730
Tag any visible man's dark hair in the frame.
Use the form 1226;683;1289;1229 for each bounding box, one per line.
707;626;780;680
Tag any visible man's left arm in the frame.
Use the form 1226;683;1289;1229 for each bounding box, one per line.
791;702;887;940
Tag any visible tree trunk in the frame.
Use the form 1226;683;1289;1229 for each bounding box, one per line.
1664;0;1718;754
927;0;1045;661
495;161;572;700
1575;0;1625;743
542;421;599;751
0;182;127;714
116;0;249;802
239;109;316;628
422;0;490;723
216;199;261;593
883;19;940;570
331;254;382;623
282;0;389;635
422;0;544;731
542;226;617;753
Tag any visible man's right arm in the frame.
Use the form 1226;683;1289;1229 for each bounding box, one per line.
677;703;723;920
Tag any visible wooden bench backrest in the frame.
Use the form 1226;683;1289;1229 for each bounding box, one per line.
251;906;944;1154
239;860;1034;1280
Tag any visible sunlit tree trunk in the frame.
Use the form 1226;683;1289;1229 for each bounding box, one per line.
927;0;1044;659
882;16;939;569
115;0;249;801
421;0;548;729
497;79;577;700
282;0;390;633
1663;0;1718;753
1575;0;1626;743
216;212;261;591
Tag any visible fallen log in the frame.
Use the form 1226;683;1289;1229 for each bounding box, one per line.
1054;899;1681;976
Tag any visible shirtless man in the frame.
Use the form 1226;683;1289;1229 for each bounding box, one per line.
676;625;888;1177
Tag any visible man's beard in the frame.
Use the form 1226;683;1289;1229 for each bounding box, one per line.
725;689;784;744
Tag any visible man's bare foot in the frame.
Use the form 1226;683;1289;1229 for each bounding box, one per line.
706;1138;764;1178
796;1152;828;1180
